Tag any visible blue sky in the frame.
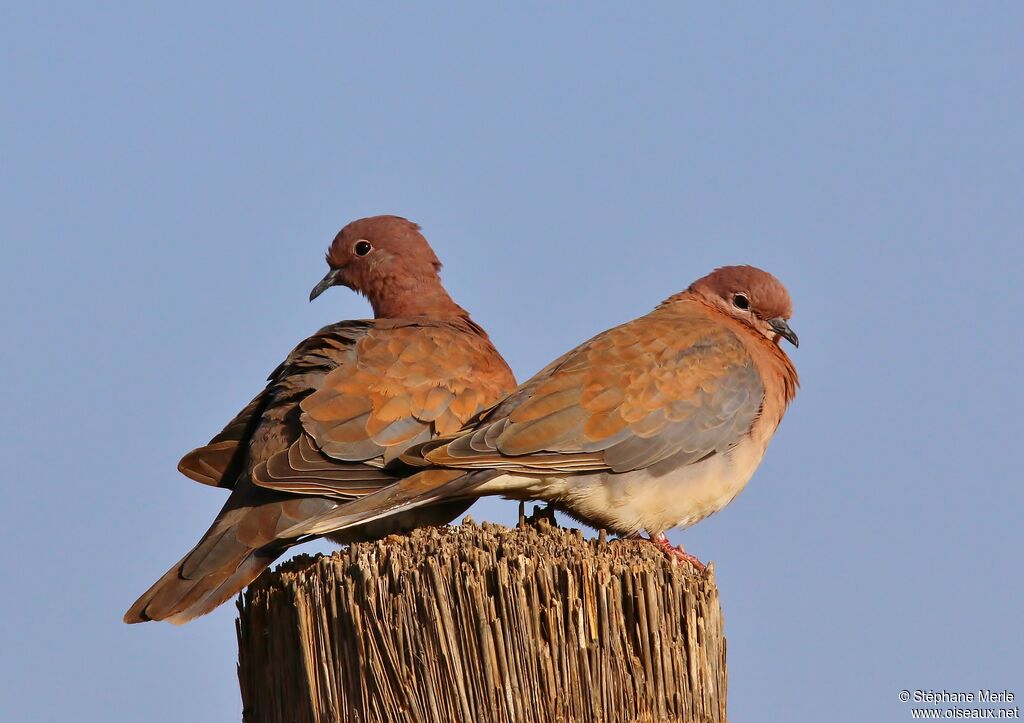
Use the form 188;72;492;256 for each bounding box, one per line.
2;4;1021;721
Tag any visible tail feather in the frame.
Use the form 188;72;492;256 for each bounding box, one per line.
124;525;287;624
165;549;283;625
125;494;336;624
288;469;496;538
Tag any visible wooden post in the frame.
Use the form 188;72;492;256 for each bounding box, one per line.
236;517;727;723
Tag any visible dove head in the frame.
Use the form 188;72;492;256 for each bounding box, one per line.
688;265;799;347
310;215;465;319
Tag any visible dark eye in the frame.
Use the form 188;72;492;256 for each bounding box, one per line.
732;293;750;310
354;241;372;256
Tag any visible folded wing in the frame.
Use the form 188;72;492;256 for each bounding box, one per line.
421;304;765;475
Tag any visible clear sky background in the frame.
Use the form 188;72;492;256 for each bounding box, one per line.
2;4;1021;722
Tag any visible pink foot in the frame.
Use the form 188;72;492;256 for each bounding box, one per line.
649;532;706;571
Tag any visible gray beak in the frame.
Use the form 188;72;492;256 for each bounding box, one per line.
768;318;799;348
309;268;342;302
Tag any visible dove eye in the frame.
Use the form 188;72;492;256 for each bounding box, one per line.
354;241;372;256
732;293;750;310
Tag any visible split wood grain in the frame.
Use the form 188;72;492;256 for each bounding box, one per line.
236;518;727;723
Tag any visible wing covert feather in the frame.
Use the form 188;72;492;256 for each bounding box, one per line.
251;319;515;497
422;304;765;474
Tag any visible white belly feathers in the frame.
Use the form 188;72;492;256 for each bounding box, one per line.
476;433;769;535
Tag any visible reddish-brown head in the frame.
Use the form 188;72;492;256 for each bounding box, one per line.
686;265;799;347
310;216;464;319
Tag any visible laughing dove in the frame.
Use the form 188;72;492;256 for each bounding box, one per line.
124;216;516;623
265;265;799;567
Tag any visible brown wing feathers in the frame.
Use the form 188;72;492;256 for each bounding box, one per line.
416;306;764;475
252;323;514;495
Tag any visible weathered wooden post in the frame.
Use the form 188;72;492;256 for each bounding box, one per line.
236;517;727;723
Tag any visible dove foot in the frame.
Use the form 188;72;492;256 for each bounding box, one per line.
649;532;706;571
524;502;558;528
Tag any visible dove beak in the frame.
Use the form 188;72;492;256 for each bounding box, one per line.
768;318;799;348
309;268;343;301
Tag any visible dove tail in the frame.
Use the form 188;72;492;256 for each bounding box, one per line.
125;489;340;624
123;517;287;625
295;469;497;538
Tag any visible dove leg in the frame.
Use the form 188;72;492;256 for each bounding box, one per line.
649;532;706;571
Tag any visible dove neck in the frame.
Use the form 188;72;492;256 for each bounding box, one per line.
369;277;468;319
